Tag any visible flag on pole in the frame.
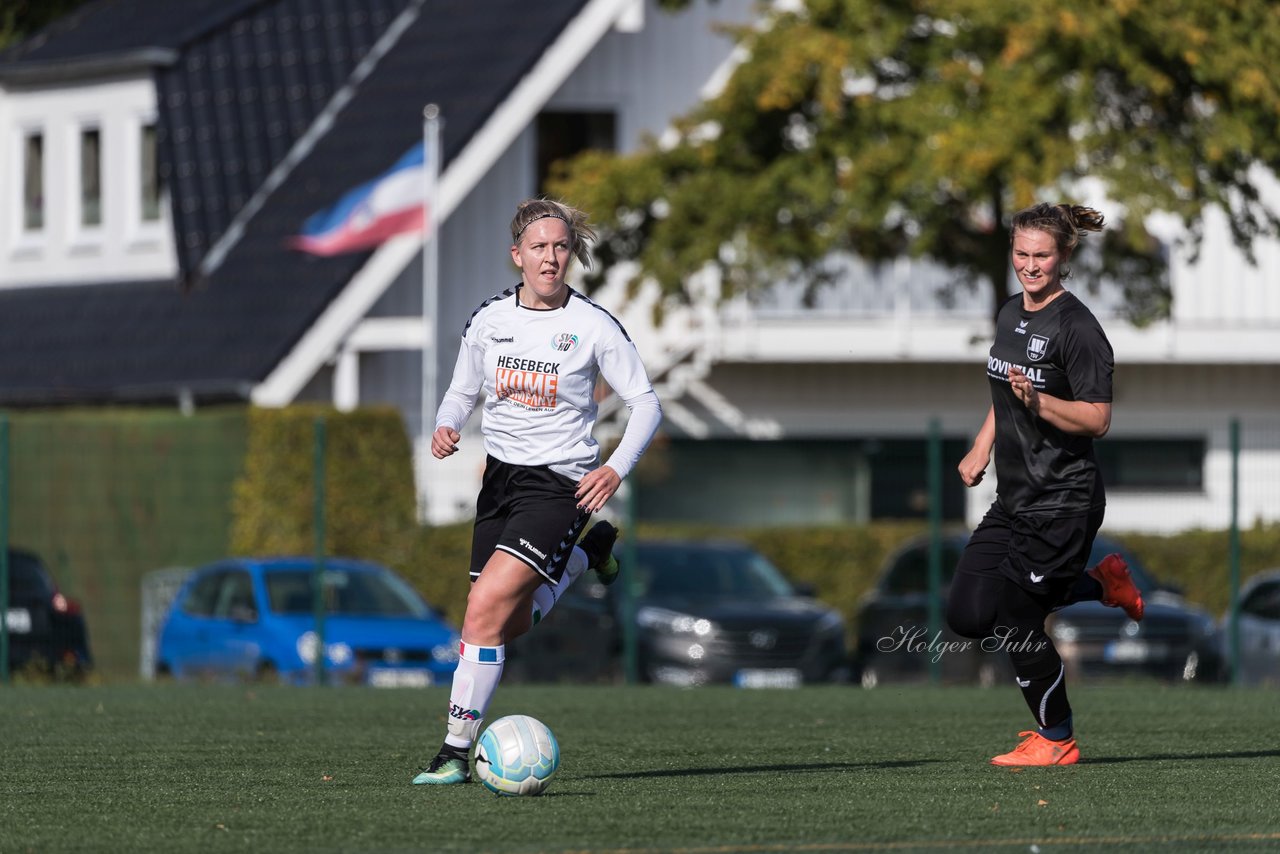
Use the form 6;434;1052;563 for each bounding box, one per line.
289;143;430;256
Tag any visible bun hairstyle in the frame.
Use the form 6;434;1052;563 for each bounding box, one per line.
1009;203;1104;281
510;198;597;270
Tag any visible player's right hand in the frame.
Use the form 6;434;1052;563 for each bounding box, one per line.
431;426;461;459
957;446;989;487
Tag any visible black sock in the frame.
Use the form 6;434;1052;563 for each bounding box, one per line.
1059;573;1103;606
439;743;469;760
1015;663;1072;733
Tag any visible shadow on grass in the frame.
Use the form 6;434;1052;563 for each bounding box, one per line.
586;759;938;779
1086;748;1280;764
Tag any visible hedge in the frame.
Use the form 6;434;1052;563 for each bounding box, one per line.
228;405;1277;634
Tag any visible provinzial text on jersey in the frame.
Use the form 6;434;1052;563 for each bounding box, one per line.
986;356;1044;384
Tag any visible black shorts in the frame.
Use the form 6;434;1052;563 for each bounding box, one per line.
469;456;590;584
957;502;1104;602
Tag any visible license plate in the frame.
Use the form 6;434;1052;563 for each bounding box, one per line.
367;667;433;688
1104;639;1149;663
4;608;31;634
734;668;802;689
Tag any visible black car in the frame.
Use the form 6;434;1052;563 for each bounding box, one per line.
4;548;93;679
853;533;1221;687
507;539;848;687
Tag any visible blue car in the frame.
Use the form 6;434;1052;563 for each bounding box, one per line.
156;557;459;686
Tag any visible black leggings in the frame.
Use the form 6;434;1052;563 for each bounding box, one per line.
945;505;1104;730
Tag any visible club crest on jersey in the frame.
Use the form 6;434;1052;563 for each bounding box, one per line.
1027;334;1050;362
552;332;579;352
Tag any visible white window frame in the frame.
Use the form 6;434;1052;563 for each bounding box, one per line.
125;111;166;247
69;117;106;252
13;123;47;256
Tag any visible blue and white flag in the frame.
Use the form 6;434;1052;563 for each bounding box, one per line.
290;143;430;256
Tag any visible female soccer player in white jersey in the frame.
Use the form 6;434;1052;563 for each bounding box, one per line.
413;199;662;785
945;203;1145;767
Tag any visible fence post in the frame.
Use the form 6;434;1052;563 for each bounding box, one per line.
1;415;9;685
621;481;639;685
1228;417;1241;686
927;417;943;685
313;416;327;686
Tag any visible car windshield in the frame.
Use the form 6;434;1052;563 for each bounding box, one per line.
880;542;966;595
634;544;795;600
265;568;432;618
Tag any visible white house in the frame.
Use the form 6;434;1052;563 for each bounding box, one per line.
1;0;1276;533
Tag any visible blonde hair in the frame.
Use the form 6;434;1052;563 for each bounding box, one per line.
510;198;597;270
1010;203;1105;280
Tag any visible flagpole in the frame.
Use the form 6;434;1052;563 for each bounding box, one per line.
420;104;442;523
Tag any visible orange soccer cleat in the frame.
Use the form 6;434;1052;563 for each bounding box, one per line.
1088;553;1145;621
990;731;1080;767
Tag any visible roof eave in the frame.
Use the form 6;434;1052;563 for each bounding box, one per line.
0;48;178;84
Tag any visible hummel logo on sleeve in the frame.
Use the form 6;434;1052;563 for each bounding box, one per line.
1029;572;1045;583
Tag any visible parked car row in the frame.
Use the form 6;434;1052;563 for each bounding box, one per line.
11;535;1280;689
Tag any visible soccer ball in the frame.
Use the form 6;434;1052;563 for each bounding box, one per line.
474;715;560;796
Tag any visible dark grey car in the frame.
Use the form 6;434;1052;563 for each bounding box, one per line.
853;533;1222;687
506;539;848;686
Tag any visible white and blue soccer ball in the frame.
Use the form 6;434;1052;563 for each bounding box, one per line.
474;714;560;797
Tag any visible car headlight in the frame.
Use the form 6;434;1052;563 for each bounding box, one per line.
328;642;353;665
297;631;320;664
636;606;716;637
1049;620;1079;643
433;637;461;663
295;632;353;666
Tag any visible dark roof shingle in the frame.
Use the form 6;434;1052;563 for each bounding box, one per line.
0;0;593;405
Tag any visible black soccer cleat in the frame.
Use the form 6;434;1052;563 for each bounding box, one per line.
579;520;621;586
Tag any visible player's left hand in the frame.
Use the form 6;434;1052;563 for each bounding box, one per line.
576;465;621;513
1008;366;1040;414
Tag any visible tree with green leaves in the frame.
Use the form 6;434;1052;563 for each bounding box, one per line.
551;0;1280;323
0;1;89;53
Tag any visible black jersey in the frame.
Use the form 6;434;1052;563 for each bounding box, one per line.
986;291;1113;515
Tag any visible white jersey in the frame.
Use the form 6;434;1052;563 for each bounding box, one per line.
437;285;656;481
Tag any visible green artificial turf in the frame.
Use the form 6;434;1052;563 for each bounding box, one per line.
2;683;1278;852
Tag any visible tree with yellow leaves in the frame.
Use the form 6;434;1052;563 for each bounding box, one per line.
552;0;1280;323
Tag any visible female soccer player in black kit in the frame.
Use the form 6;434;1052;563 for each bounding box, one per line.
946;203;1145;766
413;199;662;785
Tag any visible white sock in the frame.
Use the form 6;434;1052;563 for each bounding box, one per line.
442;642;505;751
530;546;589;625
